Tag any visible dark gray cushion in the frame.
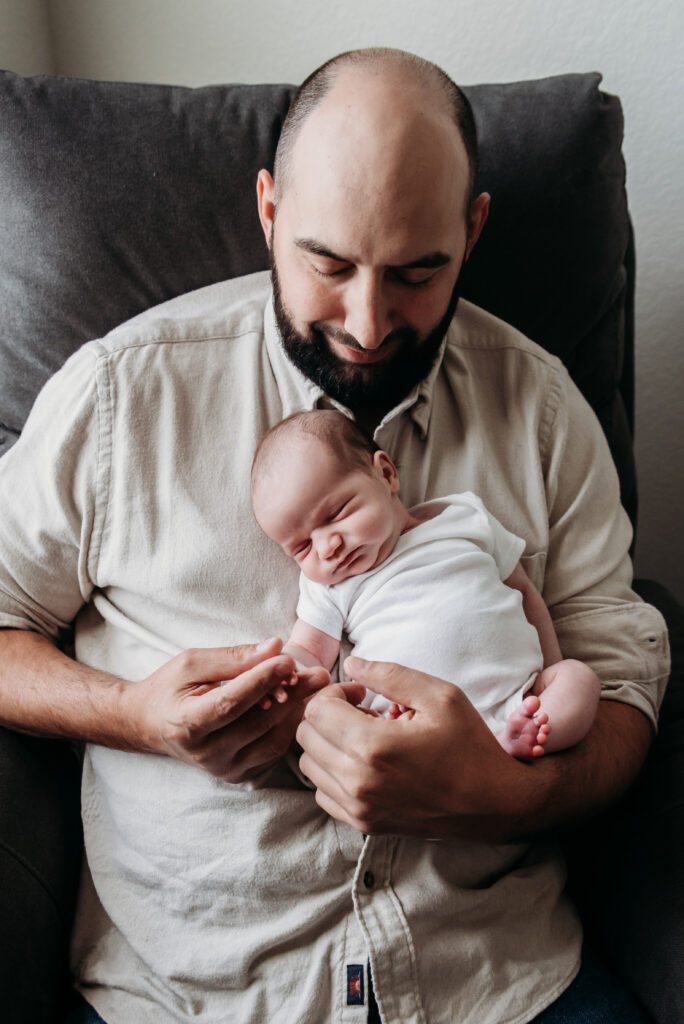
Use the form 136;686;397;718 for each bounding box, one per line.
0;69;634;517
0;728;82;1021
0;74;293;452
568;578;684;1024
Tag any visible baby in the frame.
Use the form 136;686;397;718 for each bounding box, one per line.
251;410;600;759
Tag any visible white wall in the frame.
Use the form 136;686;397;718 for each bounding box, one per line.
4;0;684;601
0;0;54;73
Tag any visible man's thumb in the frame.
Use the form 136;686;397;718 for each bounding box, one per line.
343;656;426;707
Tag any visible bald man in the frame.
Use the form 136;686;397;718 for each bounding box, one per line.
0;48;666;1024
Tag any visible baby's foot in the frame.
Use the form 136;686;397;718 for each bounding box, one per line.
497;695;551;760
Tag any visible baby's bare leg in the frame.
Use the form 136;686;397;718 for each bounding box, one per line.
498;660;601;760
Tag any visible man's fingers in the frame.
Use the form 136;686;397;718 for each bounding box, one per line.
298;742;353;799
297;683;371;750
297;723;398;835
308;681;368;707
216;637;285;679
164;639;285;693
190;656;296;734
343;656;453;711
308;773;361;831
228;710;303;781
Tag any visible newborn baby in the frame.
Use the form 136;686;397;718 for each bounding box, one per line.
251;410;600;759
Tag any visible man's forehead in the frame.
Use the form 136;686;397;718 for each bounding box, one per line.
283;70;470;229
280;178;467;269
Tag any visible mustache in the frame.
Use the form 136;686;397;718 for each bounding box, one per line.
310;322;419;352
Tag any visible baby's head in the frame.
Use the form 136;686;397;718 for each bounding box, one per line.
251;410;410;584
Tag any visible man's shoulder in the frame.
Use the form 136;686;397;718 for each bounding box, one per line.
448;299;563;372
96;270;272;356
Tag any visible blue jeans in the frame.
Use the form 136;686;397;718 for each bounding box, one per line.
65;993;107;1024
529;944;650;1023
68;946;651;1024
367;944;650;1024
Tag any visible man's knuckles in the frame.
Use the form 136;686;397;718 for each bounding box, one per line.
171;648;211;680
222;642;267;667
170;645;265;683
316;785;385;835
161;716;203;751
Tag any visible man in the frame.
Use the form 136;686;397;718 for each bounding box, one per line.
0;48;668;1024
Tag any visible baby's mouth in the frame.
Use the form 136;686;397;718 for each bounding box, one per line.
336;546;361;572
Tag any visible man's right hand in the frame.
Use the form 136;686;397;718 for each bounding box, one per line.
129;638;328;782
0;630;327;783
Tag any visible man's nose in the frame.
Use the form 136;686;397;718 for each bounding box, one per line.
313;529;343;561
343;273;392;350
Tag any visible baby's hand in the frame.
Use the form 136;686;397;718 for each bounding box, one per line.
260;663;330;709
259;670;297;709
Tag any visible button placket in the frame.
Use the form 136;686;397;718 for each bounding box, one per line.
351;836;427;1024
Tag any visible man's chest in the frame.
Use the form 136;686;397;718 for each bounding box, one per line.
90;352;551;656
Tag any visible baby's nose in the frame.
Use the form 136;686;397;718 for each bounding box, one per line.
316;531;343;560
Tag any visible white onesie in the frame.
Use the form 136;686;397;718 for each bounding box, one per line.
296;492;543;731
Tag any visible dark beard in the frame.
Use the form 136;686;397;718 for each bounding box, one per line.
271;259;462;411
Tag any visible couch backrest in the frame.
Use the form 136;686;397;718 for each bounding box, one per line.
0;69;636;523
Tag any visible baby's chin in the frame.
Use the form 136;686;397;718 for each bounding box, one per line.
304;566;359;586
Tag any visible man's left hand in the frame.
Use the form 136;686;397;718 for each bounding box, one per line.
296;656;537;840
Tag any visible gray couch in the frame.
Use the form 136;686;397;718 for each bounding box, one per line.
0;68;681;1023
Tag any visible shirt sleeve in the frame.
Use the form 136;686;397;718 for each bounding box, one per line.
296;573;345;642
0;343;103;640
541;368;670;728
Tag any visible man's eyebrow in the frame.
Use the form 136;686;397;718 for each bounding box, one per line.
295;238;345;260
294;238;451;270
394;252;451;270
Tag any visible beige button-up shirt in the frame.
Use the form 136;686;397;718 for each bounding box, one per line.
0;271;669;1023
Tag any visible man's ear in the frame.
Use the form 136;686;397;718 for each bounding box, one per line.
372;451;400;494
257;169;275;249
465;192;490;261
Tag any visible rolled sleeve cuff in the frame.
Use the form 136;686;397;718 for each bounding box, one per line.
0;587;68;641
553;601;670;731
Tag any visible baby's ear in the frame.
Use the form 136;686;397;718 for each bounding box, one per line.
372;450;400;492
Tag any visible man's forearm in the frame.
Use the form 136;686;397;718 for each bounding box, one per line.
432;698;654;842
506;698;652;839
0;628;137;749
464;701;653;843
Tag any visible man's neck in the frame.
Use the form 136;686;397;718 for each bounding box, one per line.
347;401;387;439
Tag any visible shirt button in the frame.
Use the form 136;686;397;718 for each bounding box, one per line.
363;870;375;890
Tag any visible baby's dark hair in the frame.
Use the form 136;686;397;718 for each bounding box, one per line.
251;410;380;494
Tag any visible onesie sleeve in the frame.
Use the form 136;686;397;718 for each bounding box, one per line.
296;573;346;642
0;344;103;640
459;492;526;582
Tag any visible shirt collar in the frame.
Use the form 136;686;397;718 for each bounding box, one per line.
263;292;449;440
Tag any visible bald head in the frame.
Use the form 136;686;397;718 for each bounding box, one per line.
273;48;478;213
